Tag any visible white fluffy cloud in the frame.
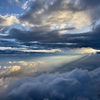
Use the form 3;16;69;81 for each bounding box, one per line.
0;14;19;27
0;61;45;78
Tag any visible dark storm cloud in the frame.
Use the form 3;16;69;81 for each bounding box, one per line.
2;23;100;49
0;67;100;100
4;27;76;43
22;42;73;50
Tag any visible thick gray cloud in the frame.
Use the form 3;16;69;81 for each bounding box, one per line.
0;67;100;100
1;23;100;49
19;0;100;26
4;27;76;42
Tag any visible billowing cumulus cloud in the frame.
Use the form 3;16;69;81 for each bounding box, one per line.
0;67;100;100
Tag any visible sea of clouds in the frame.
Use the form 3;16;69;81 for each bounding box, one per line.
0;66;100;100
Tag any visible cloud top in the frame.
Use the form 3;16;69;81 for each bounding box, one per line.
0;67;100;100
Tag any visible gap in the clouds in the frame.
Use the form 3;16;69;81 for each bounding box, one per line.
0;53;85;78
0;0;24;15
1;53;100;79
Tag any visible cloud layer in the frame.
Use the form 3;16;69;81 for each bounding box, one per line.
1;23;100;50
0;67;100;100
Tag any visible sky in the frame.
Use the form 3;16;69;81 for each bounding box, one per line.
0;0;100;54
0;0;100;100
